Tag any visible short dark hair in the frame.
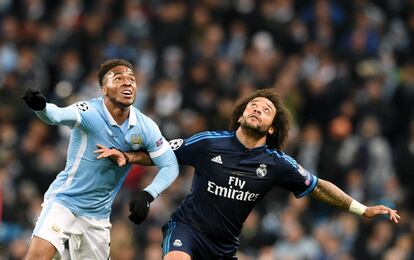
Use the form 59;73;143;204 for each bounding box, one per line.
228;88;292;150
98;59;134;86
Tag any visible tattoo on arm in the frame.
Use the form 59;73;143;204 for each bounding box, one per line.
125;151;154;166
310;179;353;211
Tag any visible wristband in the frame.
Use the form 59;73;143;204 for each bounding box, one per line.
349;200;367;216
123;151;130;165
110;147;130;165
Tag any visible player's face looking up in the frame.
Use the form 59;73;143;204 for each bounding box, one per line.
239;97;276;136
102;65;137;108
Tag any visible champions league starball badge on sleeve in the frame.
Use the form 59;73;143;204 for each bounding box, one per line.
75;102;89;112
169;139;184;150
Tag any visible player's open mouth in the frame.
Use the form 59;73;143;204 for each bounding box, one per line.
122;90;133;98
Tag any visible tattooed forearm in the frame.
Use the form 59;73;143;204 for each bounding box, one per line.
310;179;353;211
125;151;154;166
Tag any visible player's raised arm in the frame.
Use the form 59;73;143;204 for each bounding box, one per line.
22;88;80;128
310;179;400;223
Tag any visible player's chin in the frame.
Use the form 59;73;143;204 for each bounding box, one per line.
253;124;269;133
120;97;135;106
114;101;133;109
245;122;261;130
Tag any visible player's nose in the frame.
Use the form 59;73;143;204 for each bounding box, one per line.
253;107;262;114
121;79;132;86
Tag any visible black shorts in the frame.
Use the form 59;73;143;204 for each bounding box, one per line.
161;220;237;260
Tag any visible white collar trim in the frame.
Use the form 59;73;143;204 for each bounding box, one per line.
102;100;137;128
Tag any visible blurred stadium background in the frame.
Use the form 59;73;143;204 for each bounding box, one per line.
1;0;414;259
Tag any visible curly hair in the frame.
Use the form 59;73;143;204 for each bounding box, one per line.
98;58;134;86
228;88;292;150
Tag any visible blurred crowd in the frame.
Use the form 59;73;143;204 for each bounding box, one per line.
1;0;414;259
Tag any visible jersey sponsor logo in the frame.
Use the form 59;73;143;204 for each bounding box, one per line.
173;239;182;247
130;134;143;145
75;102;88;111
169;139;183;150
256;164;267;177
211;155;223;164
156;137;163;147
207;176;260;202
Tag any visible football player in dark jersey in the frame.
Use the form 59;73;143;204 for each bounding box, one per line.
96;88;400;260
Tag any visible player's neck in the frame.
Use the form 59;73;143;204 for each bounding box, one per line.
235;128;267;149
104;99;130;125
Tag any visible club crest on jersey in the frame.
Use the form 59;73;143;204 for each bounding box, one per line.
169;139;183;150
130;134;143;145
173;239;182;247
256;164;267;177
75;102;88;111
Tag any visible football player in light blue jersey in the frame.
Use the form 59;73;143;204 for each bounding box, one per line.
22;59;179;260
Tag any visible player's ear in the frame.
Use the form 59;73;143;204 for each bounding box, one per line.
102;85;108;96
268;126;274;135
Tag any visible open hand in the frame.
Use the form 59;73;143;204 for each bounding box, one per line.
363;205;400;223
94;144;128;166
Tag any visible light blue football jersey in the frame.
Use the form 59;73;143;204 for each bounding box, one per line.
35;97;178;218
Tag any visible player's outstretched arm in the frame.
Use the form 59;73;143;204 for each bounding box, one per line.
310;179;400;223
22;88;80;127
95;144;153;166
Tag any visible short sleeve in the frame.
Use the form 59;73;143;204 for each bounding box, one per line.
167;131;213;166
70;101;101;133
274;154;318;198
